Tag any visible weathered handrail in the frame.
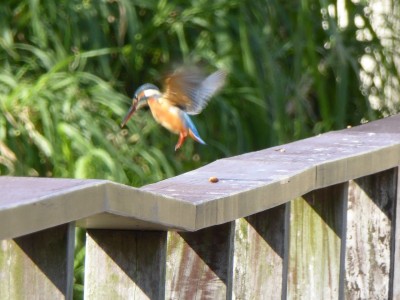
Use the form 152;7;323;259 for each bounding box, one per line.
1;115;400;299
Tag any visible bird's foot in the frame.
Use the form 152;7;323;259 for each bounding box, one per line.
175;133;186;151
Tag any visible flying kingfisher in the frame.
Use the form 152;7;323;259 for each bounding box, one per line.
121;67;226;150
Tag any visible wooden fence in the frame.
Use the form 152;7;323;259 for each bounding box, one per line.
1;115;400;299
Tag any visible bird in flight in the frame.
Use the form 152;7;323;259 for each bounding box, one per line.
121;66;226;150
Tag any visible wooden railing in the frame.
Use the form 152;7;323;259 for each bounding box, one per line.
1;115;400;299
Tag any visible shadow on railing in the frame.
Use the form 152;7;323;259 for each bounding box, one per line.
1;115;400;299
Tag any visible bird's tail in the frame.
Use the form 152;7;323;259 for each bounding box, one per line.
182;112;206;145
189;129;206;145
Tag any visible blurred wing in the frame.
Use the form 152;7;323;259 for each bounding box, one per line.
163;67;226;115
188;70;226;114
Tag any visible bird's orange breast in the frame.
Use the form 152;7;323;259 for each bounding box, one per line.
147;98;186;134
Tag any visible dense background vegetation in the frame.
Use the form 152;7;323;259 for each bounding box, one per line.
1;0;398;297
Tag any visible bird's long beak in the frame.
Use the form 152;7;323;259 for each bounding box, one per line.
120;102;137;128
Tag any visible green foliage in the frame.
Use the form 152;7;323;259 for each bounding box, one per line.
0;0;398;298
1;0;398;181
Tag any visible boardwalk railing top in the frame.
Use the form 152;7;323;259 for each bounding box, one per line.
1;115;400;240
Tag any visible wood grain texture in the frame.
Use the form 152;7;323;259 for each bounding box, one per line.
1;116;400;239
1;117;400;299
345;168;397;299
287;184;347;299
392;166;400;299
232;204;289;299
0;177;108;240
0;223;75;300
165;223;234;299
84;230;167;300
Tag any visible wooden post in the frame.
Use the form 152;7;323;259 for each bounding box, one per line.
232;204;289;299
391;166;400;299
0;223;75;300
86;224;235;299
345;168;397;299
165;222;234;299
84;230;167;299
287;183;348;299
